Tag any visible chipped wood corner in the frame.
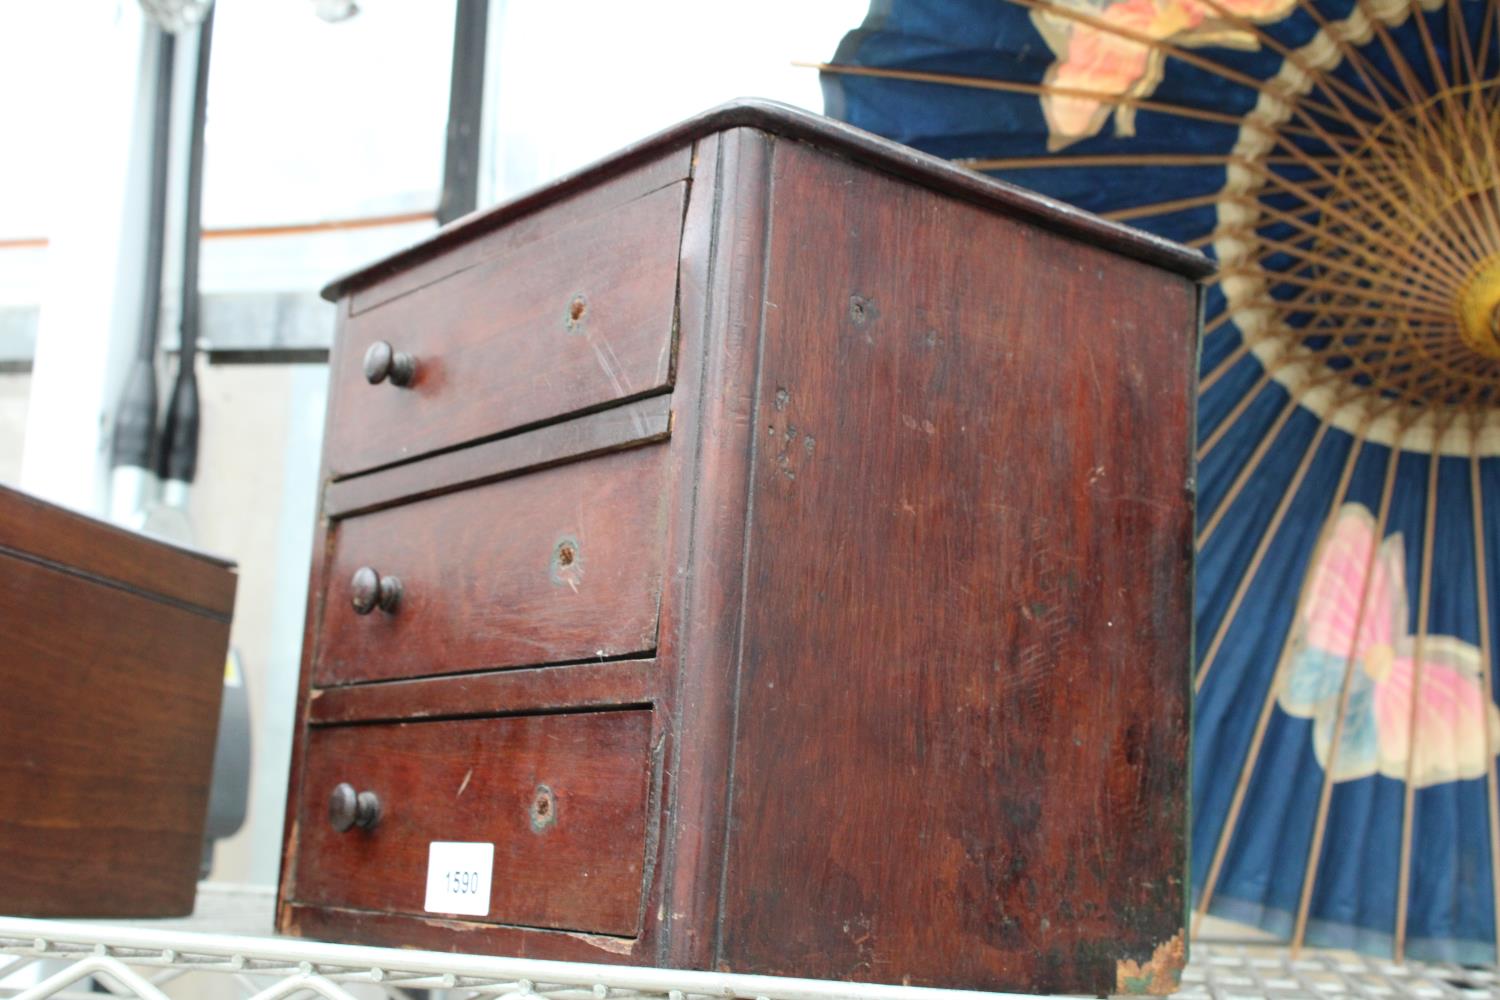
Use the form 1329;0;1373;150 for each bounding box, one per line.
276;900;301;937
563;931;636;956
1114;930;1186;996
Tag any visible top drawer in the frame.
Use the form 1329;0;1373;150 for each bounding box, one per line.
325;181;688;478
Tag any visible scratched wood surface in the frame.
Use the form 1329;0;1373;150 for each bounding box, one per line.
715;138;1198;993
324;180;687;479
0;492;235;917
344;147;694;317
314;443;670;686
290;710;654;936
281;104;1205;993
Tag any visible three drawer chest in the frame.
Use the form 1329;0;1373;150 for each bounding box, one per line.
277;101;1211;995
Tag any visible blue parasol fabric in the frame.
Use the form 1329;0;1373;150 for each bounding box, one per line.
823;0;1500;965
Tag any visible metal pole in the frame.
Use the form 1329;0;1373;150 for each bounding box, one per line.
437;0;490;225
157;3;213;515
108;25;174;526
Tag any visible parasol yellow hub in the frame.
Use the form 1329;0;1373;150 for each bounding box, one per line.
1457;255;1500;361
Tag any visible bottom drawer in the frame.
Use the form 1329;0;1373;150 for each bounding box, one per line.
289;710;655;936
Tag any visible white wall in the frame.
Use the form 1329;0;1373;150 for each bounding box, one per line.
0;0;870;898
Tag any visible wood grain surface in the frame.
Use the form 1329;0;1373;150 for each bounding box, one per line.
289;710;655;936
652;127;774;971
323;100;1209;303
314;443;670;686
308;657;659;725
346;148;694;317
715;138;1197;993
0;483;234;617
284;109;1203;995
326;181;687;478
0;548;232;916
325;393;672;519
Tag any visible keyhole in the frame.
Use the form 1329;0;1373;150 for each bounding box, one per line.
530;785;557;832
565;294;588;331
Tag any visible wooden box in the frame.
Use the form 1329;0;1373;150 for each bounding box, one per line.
277;101;1208;995
0;485;236;917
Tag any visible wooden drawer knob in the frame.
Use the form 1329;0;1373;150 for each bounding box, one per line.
351;566;402;615
328;782;382;832
363;340;416;387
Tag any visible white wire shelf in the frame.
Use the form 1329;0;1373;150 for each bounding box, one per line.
0;886;1497;1000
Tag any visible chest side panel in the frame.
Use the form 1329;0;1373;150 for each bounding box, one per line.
0;552;230;916
717;140;1197;993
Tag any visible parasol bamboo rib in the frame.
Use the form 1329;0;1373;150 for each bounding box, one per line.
1286;0;1415;108
1212;229;1458;310
1102;190;1225;222
975;142;1478;285
1245;300;1452;323
1290;433;1406;955
1409;15;1500;265
1357;73;1496;267
1271;73;1497;283
1374;19;1500;274
1467;434;1500;962
1347;0;1481;216
1191;0;1387;118
1465;92;1500;264
1428;98;1500;265
1017;0;1491;275
1196;346;1335;461
1195;0;1492;259
1355;0;1437;106
1232;162;1474;294
1200;366;1281;461
1197;368;1349;548
1008;0;1363;127
1202;339;1255;396
1204;306;1241;337
1449;6;1500;262
959;153;1290;170
806;62;1313;133
1193;415;1377;924
1212;265;1461;315
1249;168;1477;291
1195;415;1337;692
1480;0;1498;82
1394;420;1447;962
1201;226;1456;310
1268;1;1451;230
1448;0;1471;87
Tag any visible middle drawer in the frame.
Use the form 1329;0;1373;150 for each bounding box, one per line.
315;443;669;687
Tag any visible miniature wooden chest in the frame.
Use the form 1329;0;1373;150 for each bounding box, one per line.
0;485;236;916
277;100;1209;995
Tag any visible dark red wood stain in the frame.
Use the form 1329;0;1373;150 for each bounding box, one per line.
281;102;1203;994
315;444;669;686
0;488;235;917
326;181;687;478
292;711;654;936
716;139;1196;993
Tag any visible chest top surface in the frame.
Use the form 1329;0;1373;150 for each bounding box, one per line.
321;99;1211;305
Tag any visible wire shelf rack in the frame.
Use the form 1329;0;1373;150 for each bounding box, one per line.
1;887;1497;1000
